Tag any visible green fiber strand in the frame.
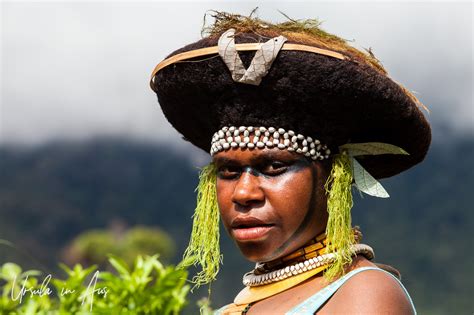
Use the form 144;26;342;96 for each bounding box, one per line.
323;152;356;280
178;162;222;289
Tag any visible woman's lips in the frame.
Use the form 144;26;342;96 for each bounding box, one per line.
230;216;275;241
232;225;275;241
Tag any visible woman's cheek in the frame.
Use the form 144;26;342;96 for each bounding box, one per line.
216;181;233;229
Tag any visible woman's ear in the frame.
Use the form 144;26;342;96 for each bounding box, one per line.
310;159;331;228
312;158;333;189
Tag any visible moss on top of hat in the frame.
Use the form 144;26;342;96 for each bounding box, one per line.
201;9;427;112
202;9;386;75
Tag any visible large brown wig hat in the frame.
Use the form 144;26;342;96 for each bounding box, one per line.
149;11;431;287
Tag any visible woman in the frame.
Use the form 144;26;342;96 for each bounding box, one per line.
150;12;430;314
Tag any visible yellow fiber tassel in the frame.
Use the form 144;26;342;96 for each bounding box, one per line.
323;152;356;280
178;162;222;289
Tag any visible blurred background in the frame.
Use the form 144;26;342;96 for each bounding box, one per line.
1;1;472;314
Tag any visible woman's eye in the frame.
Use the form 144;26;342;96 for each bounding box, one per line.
263;162;288;175
217;166;240;178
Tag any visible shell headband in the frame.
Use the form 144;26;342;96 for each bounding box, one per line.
210;126;331;160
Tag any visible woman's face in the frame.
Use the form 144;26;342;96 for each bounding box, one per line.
213;147;330;262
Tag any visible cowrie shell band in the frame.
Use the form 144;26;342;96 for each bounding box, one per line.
242;244;374;287
210;126;331;160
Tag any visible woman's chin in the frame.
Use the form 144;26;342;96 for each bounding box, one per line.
236;242;273;262
235;241;285;262
237;239;309;263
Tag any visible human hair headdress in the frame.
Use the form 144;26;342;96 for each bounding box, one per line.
150;10;431;287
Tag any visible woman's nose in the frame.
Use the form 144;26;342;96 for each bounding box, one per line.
231;170;264;207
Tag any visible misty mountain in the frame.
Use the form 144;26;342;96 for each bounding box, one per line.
0;137;472;314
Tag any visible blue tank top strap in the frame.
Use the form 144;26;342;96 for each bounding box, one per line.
285;266;417;315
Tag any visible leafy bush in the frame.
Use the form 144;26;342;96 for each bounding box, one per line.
0;255;190;314
64;226;176;268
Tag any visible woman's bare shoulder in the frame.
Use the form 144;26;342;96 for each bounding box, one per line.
322;263;415;315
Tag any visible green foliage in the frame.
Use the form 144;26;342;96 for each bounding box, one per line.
121;227;175;265
69;230;115;265
66;226;176;268
0;255;190;314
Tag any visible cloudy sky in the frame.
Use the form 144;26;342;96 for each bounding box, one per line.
1;1;472;149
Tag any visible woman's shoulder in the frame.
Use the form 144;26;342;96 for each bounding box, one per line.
217;258;416;315
323;262;416;314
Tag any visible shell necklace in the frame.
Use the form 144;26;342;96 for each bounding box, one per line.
243;243;374;286
242;230;372;287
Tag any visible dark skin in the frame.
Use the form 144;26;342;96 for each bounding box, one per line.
214;147;329;261
213;147;415;314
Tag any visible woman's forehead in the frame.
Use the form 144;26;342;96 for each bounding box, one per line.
212;148;305;165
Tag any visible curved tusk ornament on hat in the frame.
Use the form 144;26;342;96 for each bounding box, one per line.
218;29;287;85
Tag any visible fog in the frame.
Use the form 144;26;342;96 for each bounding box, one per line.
1;1;472;148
